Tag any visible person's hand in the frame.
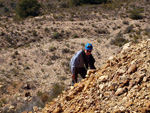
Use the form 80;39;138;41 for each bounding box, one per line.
87;69;97;75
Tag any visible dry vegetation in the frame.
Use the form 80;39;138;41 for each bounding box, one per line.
0;0;150;112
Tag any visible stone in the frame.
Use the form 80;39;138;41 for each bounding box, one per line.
108;56;115;60
98;76;108;82
128;80;135;90
9;105;15;109
125;101;133;108
122;42;132;51
117;68;127;75
65;95;73;101
115;87;127;96
87;69;97;75
22;111;28;113
33;106;38;112
110;84;115;91
143;76;148;82
120;79;130;87
127;64;137;74
145;102;150;108
53;107;63;113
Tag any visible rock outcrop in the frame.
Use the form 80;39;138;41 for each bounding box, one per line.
42;40;150;113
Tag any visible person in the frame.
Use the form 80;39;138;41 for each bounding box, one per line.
70;43;96;85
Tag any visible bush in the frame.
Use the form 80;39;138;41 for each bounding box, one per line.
37;91;43;96
95;28;109;34
73;34;79;38
50;54;60;60
125;25;134;33
110;37;128;47
69;0;107;6
62;48;70;53
3;7;9;13
49;83;64;101
32;30;38;36
10;2;16;9
129;8;144;20
41;93;49;103
52;32;62;39
0;2;4;7
16;0;41;18
49;46;57;52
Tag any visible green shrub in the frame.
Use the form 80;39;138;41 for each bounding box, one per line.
95;28;109;34
0;2;4;7
0;31;5;36
49;83;65;101
0;101;2;107
129;8;144;20
97;39;101;43
125;25;134;33
123;21;129;25
69;0;107;6
110;37;128;47
41;93;49;103
49;46;57;52
62;48;70;53
73;34;79;38
59;76;67;80
61;61;69;67
52;32;61;39
3;7;9;13
144;28;150;36
50;54;60;60
16;0;41;18
44;28;49;32
1;98;6;104
32;30;38;36
131;34;140;44
102;0;121;10
59;2;69;8
10;2;16;9
37;91;43;96
5;36;14;45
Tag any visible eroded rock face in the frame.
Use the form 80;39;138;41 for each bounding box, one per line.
41;40;150;113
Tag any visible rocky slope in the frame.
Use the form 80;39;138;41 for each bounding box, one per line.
42;40;150;113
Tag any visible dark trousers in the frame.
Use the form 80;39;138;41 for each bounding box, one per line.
72;67;87;85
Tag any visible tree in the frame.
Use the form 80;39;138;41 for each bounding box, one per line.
16;0;41;18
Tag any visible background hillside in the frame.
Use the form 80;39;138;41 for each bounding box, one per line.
0;0;150;112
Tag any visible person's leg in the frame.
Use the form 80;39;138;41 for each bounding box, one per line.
79;67;87;79
71;68;79;85
71;75;78;85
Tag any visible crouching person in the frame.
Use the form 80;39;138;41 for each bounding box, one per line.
70;43;96;85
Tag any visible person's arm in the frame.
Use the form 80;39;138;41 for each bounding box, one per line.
70;52;81;83
89;54;96;69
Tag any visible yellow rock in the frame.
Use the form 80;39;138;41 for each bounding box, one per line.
98;75;108;82
127;64;137;74
74;83;79;87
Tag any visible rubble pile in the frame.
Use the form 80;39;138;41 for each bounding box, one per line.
42;40;150;113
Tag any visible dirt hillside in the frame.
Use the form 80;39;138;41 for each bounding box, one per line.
0;0;150;112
